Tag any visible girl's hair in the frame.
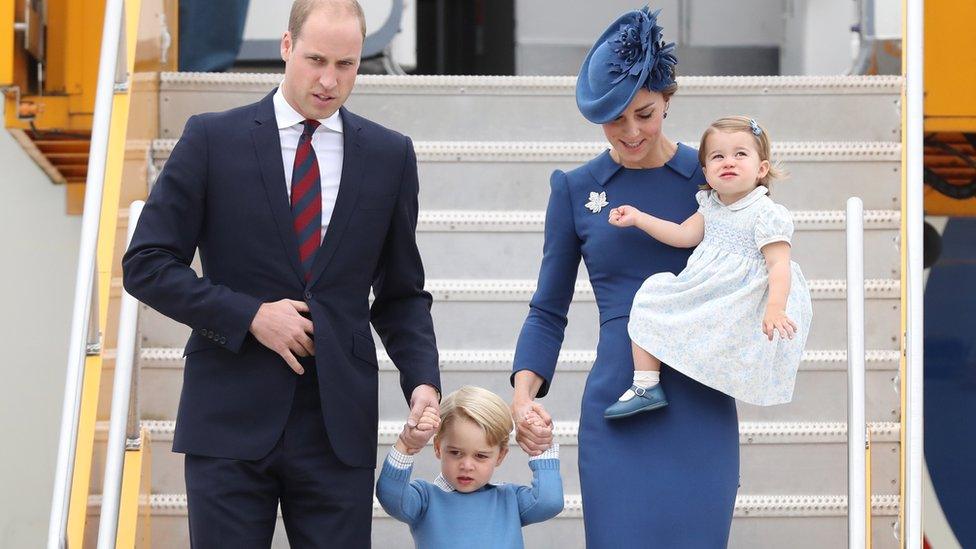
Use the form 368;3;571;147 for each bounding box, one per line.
697;116;786;191
435;386;514;449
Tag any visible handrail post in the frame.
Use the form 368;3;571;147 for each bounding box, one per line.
96;201;144;549
847;196;867;548
46;0;126;546
904;0;925;547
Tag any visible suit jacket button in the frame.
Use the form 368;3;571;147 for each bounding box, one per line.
304;291;312;300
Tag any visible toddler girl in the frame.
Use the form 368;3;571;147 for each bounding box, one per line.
604;116;813;418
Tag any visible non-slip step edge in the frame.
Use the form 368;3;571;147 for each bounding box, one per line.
95;420;901;446
150;139;903;161
158;72;903;95
111;278;902;301
88;493;901;519
136;348;901;373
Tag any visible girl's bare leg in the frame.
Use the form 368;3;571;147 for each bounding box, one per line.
632;341;661;372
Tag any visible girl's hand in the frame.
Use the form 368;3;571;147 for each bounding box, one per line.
608;205;644;228
762;309;798;341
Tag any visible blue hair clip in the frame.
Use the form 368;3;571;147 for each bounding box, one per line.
749;119;762;136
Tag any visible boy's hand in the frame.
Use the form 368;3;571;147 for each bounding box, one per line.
396;405;440;455
608;205;644;228
762;308;798;341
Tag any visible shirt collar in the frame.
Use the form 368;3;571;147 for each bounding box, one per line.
711;185;769;211
273;83;343;134
588;142;699;187
433;474;456;493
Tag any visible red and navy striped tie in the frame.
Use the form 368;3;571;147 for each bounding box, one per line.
290;119;322;281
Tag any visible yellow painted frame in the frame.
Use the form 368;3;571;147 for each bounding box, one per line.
0;0;12;86
64;0;144;546
116;429;152;547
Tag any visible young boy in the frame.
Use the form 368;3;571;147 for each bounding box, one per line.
376;385;563;548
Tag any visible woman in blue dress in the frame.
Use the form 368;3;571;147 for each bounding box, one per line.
509;7;739;547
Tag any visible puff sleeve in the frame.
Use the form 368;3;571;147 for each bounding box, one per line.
754;203;794;251
695;190;711;212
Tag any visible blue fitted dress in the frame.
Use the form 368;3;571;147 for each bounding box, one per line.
513;144;739;548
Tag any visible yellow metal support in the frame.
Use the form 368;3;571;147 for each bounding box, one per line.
924;0;976;123
64;0;142;545
116;429;152;547
0;0;13;85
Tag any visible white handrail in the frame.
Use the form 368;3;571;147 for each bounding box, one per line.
95;201;144;549
47;0;126;546
905;0;925;546
847;197;867;548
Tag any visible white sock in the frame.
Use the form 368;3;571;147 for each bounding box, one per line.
618;371;661;401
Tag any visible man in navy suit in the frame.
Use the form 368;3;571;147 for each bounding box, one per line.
122;1;440;546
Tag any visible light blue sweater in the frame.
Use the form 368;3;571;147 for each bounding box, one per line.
375;445;564;549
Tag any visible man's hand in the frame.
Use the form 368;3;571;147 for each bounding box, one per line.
249;299;314;375
408;384;440;428
511;398;553;456
396;405;440;455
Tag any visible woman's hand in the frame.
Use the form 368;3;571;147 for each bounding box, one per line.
608;205;644;228
511;398;554;456
762;308;798;341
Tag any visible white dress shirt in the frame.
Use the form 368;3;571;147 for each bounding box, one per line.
273;84;344;242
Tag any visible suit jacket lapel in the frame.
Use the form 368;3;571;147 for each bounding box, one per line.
308;107;364;287
251;91;306;285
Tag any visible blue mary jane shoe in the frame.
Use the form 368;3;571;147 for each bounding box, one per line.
604;384;669;419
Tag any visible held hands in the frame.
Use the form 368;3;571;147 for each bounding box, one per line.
511;399;553;456
396;405;440;455
762;307;798;341
608;205;644;228
249;299;315;375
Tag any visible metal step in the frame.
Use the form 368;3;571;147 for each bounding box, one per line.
157;73;902;143
134;278;900;352
86;492;901;548
410;210;900;280
91;419;899;497
149;140;902;212
130;346;900;425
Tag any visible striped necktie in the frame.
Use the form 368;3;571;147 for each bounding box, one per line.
290;119;322;281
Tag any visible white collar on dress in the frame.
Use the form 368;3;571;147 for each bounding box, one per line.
711;185;768;211
272;82;343;133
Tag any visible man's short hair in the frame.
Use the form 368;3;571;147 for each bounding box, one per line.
435;386;515;449
289;0;366;40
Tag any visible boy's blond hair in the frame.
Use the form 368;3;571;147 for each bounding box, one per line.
697;115;787;191
435;386;514;449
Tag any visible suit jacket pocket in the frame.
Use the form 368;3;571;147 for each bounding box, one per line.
352;330;378;368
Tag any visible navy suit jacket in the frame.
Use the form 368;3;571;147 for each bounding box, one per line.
122;91;440;468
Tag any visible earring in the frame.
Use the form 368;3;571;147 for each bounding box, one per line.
663;112;668;119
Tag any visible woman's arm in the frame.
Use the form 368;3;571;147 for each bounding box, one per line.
511;170;579;454
609;206;704;248
760;241;798;340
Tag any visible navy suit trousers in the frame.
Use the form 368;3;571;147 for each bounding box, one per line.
184;366;374;548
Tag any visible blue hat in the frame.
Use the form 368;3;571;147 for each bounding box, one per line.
576;6;678;124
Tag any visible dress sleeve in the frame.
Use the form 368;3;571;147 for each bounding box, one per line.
695;189;711;212
754;202;795;250
510;170;583;398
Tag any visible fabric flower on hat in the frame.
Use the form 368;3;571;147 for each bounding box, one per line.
607;6;677;92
